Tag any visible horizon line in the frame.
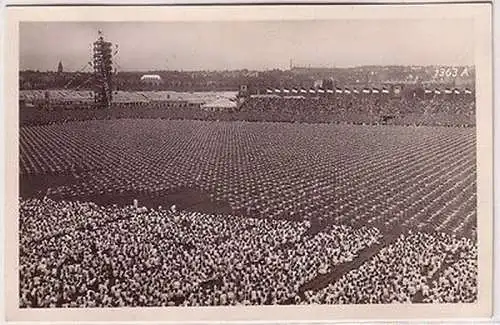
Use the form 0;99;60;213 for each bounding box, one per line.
20;64;476;74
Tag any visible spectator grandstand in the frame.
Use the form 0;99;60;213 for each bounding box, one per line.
19;89;475;127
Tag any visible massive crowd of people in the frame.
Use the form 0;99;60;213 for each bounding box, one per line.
19;198;476;308
20;198;382;308
302;231;477;304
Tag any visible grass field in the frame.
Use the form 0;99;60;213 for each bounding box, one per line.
19;119;476;239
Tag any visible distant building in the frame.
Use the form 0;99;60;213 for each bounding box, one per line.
201;97;238;112
57;61;63;73
140;74;162;86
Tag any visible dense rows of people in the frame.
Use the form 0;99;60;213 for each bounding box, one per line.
20;198;382;307
20;120;477;240
302;231;477;304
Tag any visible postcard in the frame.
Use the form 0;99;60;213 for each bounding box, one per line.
3;3;493;323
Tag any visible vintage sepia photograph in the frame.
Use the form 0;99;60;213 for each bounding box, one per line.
3;3;494;323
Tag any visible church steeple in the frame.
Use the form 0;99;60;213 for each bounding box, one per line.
57;61;63;73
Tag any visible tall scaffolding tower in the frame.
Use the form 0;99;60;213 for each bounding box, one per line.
92;31;114;109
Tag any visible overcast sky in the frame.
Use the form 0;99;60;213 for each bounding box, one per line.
20;20;474;72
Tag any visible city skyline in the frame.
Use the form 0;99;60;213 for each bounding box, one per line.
20;19;474;72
